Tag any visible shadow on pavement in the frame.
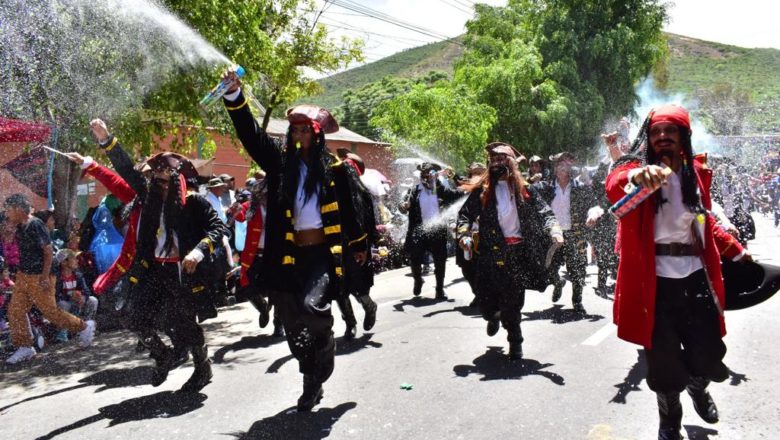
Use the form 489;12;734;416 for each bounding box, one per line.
392;297;453;312
423;305;481;318
453;346;565;385
610;349;647;404
36;390;207;439
336;333;382;355
266;334;382;374
522;304;604;324
213;335;286;364
729;368;749;386
684;425;718;439
226;401;356;440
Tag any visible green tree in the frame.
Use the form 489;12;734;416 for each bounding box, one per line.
371;82;497;169
0;0;362;226
455;0;668;157
337;71;448;138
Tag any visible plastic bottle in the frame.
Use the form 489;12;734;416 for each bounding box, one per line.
462;236;473;261
200;65;246;107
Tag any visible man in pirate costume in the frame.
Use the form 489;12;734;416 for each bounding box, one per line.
334;152;379;340
85;119;226;393
605;105;750;440
233;176;285;338
457;143;563;360
399;162;462;299
533;152;598;312
455;162;486;308
220;69;372;411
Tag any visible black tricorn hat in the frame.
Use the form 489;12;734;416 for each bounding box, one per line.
145;152;199;181
417;162;442;174
722;259;780;311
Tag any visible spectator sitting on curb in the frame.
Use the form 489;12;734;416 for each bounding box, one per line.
53;249;99;342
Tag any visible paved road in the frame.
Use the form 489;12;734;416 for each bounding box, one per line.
2;215;779;440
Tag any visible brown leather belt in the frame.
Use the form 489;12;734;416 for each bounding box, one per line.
295;228;326;247
655;242;700;256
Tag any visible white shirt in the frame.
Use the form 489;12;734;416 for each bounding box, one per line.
258;206;267;252
495;181;521;238
654;169;703;278
418;185;440;224
294;161;324;231
154;214;180;259
206;191;227;224
551;180;572;231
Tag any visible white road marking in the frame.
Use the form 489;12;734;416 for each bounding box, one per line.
582;323;616;346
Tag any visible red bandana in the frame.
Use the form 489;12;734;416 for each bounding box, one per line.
650;104;691;130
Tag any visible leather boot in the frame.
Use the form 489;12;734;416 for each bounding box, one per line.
413;278;424;297
145;335;174;387
344;324;357;340
687;376;719;424
435;286;447;300
297;374;324;411
657;392;683;440
572;284;586;313
552;280;564;302
359;295;377;331
249;295;270;328
508;341;523;360
180;345;213;393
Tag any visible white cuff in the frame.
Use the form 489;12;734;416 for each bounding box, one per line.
223;88;241;102
187;248;205;263
80;157;95;170
732;249;746;262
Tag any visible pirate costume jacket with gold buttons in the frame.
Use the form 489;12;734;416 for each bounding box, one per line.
457;184;561;292
99;137;227;320
224;91;371;295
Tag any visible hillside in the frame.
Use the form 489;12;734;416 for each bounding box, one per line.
310;33;780;133
312;37;464;111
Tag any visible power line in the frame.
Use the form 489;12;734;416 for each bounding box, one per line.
328;0;462;44
436;0;472;15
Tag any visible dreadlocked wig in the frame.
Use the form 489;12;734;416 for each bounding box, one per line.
644;124;703;213
282;127;328;206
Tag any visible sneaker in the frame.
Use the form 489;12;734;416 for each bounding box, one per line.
55;329;69;343
78;320;96;348
6;346;36;364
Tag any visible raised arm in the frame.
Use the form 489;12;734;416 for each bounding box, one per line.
90;119;147;197
220;69;282;174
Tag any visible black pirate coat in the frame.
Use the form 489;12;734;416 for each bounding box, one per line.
532;178;597;235
401;183;462;251
101;139;227;321
224;91;370;294
457;184;561;292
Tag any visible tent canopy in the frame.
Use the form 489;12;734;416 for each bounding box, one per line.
0;117;51;143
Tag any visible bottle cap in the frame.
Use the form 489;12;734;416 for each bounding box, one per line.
235;65;246;78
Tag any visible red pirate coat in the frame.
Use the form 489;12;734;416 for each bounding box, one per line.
83;161;141;295
234;201;265;287
605;155;744;348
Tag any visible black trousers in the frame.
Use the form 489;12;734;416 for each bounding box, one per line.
409;229;448;288
551;230;588;286
645;270;728;393
271;244;336;383
129;263;204;359
592;222;618;287
475;243;529;344
336;256;373;327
